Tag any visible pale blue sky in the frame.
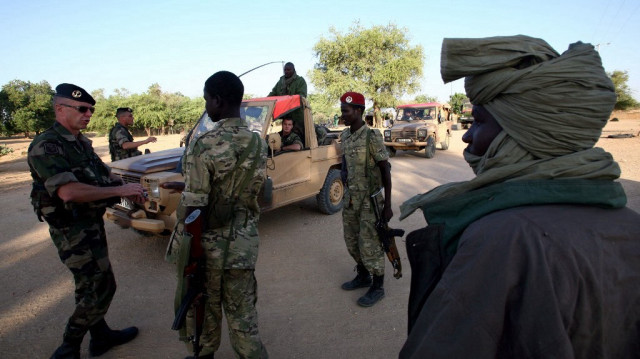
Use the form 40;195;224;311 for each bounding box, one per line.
1;0;638;103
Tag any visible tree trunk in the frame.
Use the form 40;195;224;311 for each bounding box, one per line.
146;128;151;136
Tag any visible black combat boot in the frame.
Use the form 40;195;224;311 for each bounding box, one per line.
357;274;385;307
50;336;82;359
341;263;372;290
88;319;139;357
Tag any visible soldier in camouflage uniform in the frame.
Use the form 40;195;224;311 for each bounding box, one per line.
176;71;268;359
28;84;146;359
278;117;303;151
108;107;156;161
268;62;307;133
339;91;393;307
314;123;328;145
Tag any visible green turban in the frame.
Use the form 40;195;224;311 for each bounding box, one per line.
400;35;621;221
442;35;616;158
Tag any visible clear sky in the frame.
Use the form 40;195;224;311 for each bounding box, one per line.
1;0;638;104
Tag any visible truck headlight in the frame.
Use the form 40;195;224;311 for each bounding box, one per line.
149;179;160;198
384;130;391;140
417;129;427;138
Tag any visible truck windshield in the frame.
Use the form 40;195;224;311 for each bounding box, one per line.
462;101;473;116
397;107;436;121
188;104;269;145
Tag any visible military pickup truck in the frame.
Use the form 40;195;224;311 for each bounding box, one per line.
458;99;474;129
383;102;452;158
105;95;344;236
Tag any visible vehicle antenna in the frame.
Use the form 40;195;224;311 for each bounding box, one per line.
238;61;285;77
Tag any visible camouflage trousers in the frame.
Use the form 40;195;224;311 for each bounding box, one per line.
185;267;268;359
49;216;116;341
342;191;385;276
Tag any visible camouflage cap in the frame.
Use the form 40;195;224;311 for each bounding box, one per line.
55;83;96;105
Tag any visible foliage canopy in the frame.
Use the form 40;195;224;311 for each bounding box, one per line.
448;93;468;115
310;22;424;127
0;80;55;136
609;70;639;110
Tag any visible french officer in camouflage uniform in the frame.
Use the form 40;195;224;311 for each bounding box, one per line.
176;71;268;359
108;107;156;161
28;84;146;359
278;117;303;150
339;91;393;307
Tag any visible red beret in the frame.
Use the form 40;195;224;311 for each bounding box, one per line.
340;92;365;106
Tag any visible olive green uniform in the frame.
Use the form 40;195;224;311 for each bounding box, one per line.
279;131;303;149
108;123;142;161
268;74;307;132
340;125;388;276
178;117;268;358
28;122;120;342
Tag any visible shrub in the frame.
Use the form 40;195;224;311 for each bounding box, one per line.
0;144;14;156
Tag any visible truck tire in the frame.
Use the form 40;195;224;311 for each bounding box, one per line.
424;136;436;158
386;146;396;158
317;168;344;214
440;134;450;150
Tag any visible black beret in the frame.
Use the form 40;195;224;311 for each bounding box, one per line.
116;107;133;116
55;83;96;105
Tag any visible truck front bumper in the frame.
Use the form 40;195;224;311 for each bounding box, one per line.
384;140;426;151
105;207;168;233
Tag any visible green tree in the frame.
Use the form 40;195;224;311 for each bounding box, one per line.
134;83;168;136
310;22;424;128
87;88;127;134
414;94;438;104
0;90;14;134
609;70;640;110
448;93;467;115
0;80;55;136
308;93;338;124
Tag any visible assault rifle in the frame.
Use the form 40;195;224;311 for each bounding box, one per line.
172;208;207;359
370;188;404;279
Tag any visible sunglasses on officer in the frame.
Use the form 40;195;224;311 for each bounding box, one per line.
58;103;96;114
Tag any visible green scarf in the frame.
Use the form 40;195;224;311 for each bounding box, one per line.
423;179;626;258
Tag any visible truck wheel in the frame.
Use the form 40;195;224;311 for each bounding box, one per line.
440;134;450;150
424;136;436;158
386;146;396;158
317;169;344;214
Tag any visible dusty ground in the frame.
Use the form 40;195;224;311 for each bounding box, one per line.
0;114;639;358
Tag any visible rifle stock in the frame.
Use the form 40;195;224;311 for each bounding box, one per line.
370;188;404;279
172;208;207;358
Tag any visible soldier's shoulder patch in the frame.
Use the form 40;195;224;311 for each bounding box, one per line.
43;142;63;155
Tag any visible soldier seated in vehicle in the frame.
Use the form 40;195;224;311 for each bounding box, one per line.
278;117;303;151
402;109;415;121
315;123;328;145
423;108;434;119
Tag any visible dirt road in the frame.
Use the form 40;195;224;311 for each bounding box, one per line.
1;118;639;358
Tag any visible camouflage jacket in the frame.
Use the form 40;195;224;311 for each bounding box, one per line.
109;123;142;161
340;125;388;196
279;130;303;149
180;117;267;269
28;122;117;226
